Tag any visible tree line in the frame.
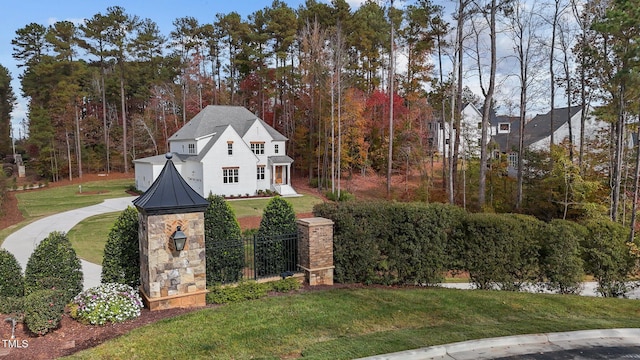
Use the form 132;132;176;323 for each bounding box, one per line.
5;0;442;189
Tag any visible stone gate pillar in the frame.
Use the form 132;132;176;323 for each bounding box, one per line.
133;154;210;310
297;217;334;286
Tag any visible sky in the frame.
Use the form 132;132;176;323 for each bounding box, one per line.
1;0;367;140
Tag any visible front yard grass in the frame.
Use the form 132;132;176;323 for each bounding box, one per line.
67;212;120;264
66;286;640;360
16;179;134;218
0;179;134;246
228;195;323;218
66;194;322;265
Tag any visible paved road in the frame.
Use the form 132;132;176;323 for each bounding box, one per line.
357;329;640;360
1;196;134;289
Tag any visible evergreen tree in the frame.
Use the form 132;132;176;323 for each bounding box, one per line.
204;194;244;285
0;64;15;158
0;248;24;298
24;231;83;303
255;196;297;276
101;206;140;287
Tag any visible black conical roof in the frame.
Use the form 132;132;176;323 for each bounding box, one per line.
133;153;209;215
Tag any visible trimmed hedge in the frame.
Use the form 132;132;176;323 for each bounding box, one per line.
461;213;541;290
24;231;83;304
581;219;636;297
206;278;301;304
101;206;140;287
539;220;585;294
314;201;639;297
314;201;465;285
0;248;24;297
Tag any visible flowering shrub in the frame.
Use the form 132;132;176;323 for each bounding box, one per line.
70;283;143;325
24;289;66;335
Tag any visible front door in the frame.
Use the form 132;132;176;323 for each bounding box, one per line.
275;166;283;184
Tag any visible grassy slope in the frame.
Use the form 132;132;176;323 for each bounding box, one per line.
66;287;640;360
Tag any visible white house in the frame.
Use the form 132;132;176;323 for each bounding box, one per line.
434;103;516;159
134;105;297;197
492;105;608;169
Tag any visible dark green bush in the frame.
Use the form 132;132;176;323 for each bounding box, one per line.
0;296;24;316
206;281;269;304
267;277;302;292
461;213;541;291
23;289;66;335
24;231;83;303
581;218;635;297
205;194;244;285
539;220;585;294
205;278;301;304
0;248;24;297
101;206;139;287
325;190;355;202
314;201;466;285
255;197;297;277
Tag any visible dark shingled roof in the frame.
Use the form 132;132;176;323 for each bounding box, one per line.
169;105;287;142
133;154;209;215
493;106;582;152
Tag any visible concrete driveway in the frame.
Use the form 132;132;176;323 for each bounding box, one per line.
1;196;134;289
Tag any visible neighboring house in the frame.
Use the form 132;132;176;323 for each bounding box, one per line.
434;103;516;159
134;105;296;197
433;103;483;158
492;105;605;169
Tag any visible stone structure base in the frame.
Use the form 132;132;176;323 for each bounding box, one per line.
140;286;207;311
299;265;334;286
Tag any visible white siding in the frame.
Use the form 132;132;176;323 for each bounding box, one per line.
200;126;259;197
134;163;155;192
242;121;278;192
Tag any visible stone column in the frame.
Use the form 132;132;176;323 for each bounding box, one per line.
297;217;334;286
139;212;207;310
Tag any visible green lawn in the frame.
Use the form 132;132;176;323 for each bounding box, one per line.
228;195;323;218
0;179;134;247
67;212;121;264
65;286;640;360
16;179;134;218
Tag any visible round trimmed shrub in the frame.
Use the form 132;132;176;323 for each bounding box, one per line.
101;206;139;287
0;248;24;297
539;220;585;294
205;194;244;285
69;283;143;325
23;289;66;336
24;231;83;303
461;213;541;291
581;218;635;297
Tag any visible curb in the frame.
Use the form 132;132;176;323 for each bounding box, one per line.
355;329;640;360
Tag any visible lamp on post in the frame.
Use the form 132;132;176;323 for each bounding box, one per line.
171;226;187;251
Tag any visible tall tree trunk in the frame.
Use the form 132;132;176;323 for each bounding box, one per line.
101;66;109;173
75;104;82;178
120;66;128;173
66;130;72;181
478;0;498;209
630;114;640;241
387;0;395;197
611;83;625;221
